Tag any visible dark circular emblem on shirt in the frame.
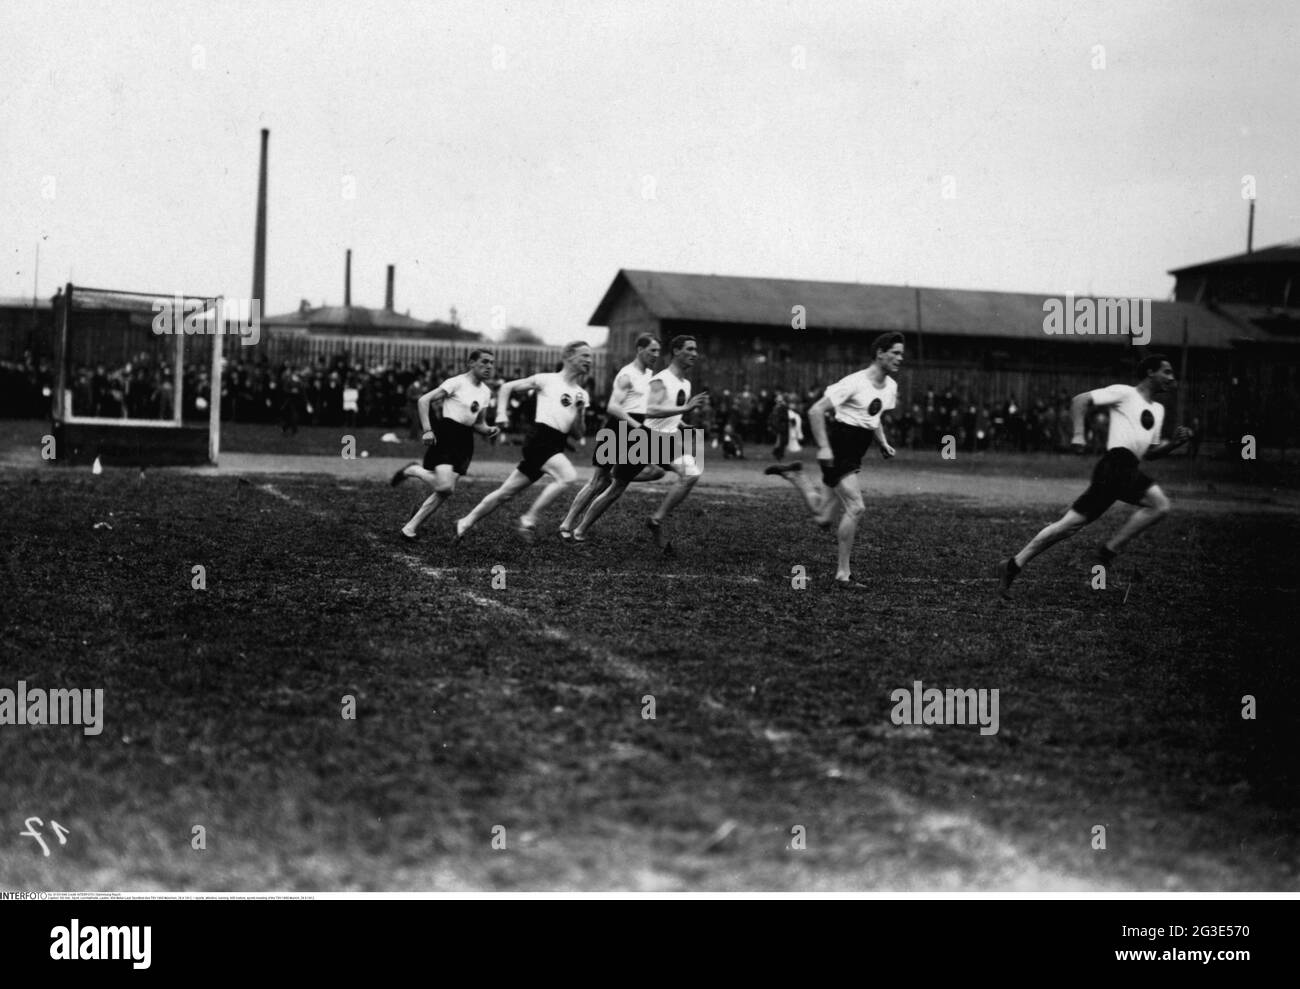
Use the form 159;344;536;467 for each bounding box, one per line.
470;401;480;413
1140;409;1155;429
561;394;572;407
867;398;883;416
677;389;687;406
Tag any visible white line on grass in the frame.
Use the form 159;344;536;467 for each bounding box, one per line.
388;550;655;683
258;483;657;684
414;564;761;585
259;483;295;504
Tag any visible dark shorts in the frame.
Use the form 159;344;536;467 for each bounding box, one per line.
610;424;685;483
423;419;475;475
593;413;645;467
1071;448;1155;521
820;420;873;488
517;423;570;482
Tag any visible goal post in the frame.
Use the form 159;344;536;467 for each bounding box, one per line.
50;283;225;467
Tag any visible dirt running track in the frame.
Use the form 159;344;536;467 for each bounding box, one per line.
188;451;1300;515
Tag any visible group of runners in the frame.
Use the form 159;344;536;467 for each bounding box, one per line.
392;331;1192;593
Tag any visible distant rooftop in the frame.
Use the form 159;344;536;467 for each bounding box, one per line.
263;300;483;340
1168;241;1300;275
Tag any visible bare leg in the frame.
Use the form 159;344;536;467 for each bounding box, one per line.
521;478;573;528
402;465;457;536
404;491;449;534
831;478;865;581
1013;508;1090;568
401;463;440;486
575;478;631;536
813;481;839;528
456;470;534;536
1104;486;1170;554
649;472;699;548
520;456;577;530
778;470;826;516
560;468;611;532
651;472;697;523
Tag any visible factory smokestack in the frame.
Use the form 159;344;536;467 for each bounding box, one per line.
385;265;395;311
252;128;269;309
345;249;352;307
1247;199;1255;254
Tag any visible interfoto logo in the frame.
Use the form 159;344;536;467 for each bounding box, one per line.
592;420;705;467
890;680;999;735
151;295;261;346
0;681;104;736
1042;294;1151;346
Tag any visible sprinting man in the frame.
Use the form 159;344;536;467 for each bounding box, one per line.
765;332;903;588
572;335;708;553
454;341;592;542
391;349;499;542
995;354;1192;599
558;333;664;540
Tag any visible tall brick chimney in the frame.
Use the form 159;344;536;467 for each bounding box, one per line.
251;129;269;309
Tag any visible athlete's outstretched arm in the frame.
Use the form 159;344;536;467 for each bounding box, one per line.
1145;425;1192;460
873;419;896;458
808;395;834;457
605;372;634;424
645;381;705;419
569;396;587;441
1068;391;1094;450
417;387;450;433
472;405;499;438
494;375;538;426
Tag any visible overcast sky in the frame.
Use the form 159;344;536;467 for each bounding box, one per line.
4;0;1297;344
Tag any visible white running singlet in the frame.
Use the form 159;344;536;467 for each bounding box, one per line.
438;374;491;427
823;370;897;429
613;361;653;417
531;372;589;433
1089;384;1165;458
644;367;691;434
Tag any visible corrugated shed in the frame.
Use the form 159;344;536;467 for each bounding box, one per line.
591;269;1257;349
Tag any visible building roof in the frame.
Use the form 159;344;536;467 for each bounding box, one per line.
264;304;431;332
590;269;1261;349
1168;241;1300;275
263;303;483;340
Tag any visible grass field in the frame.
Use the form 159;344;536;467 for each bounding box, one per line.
1;420;1298;891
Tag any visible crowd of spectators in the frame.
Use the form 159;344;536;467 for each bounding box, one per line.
0;355;1172;458
0;353;569;435
892;387;1108;454
701;383;1108;457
